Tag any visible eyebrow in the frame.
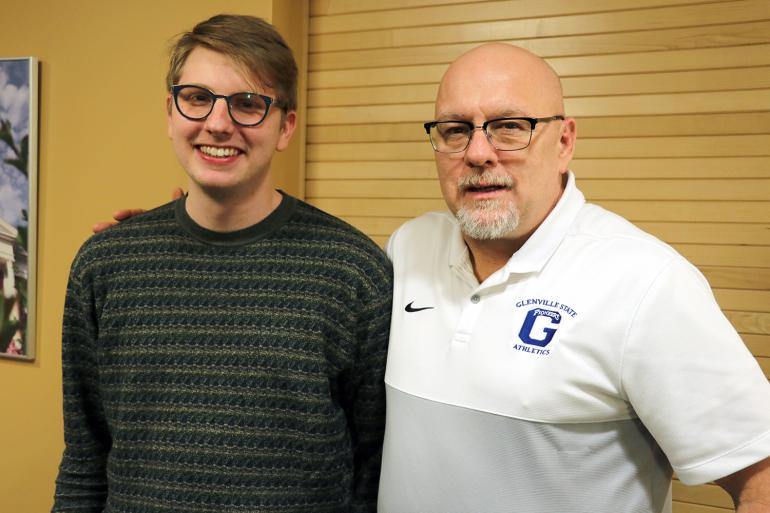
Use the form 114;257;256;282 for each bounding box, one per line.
434;108;531;121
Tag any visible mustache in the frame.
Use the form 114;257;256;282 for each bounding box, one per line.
457;171;513;189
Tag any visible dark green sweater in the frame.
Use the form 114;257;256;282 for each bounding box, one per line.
53;194;392;513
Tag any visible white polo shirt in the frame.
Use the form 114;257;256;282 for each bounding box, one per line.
378;172;770;513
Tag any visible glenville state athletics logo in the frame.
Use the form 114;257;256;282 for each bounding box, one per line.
514;298;577;356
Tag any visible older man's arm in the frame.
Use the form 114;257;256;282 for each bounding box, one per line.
716;456;770;512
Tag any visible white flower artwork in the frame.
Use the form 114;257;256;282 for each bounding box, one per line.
0;57;38;361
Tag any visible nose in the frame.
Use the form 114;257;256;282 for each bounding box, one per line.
203;97;234;134
463;126;498;168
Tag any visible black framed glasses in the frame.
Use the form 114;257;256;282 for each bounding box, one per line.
424;115;565;153
171;84;274;127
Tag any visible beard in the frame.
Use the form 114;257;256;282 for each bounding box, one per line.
454;171;519;240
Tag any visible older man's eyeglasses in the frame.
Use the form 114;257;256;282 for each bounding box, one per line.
171;85;274;127
424;115;565;153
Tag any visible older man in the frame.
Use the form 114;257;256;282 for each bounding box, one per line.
378;43;770;513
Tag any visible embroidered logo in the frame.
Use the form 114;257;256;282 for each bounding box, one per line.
518;308;561;347
405;301;434;313
513;298;577;356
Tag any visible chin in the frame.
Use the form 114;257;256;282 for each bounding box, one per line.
455;200;520;240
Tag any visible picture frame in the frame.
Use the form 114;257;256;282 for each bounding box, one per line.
0;57;38;361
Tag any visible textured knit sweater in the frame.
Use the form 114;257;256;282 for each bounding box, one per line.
53;193;392;513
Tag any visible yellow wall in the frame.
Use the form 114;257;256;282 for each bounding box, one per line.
0;2;307;511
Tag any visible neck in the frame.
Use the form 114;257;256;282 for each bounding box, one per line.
185;184;282;232
465;172;571;282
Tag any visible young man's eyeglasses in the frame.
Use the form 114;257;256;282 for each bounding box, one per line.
424;115;565;153
171;85;274;127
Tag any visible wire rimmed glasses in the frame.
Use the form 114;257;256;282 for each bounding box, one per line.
424;115;565;153
171;84;274;127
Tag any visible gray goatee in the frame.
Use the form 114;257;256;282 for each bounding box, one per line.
455;171;519;240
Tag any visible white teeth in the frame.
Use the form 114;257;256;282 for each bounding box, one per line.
199;145;239;158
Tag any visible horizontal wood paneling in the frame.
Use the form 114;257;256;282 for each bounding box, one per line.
310;0;479;15
674;244;770;268
671;504;731;513
310;0;765;48
743;334;770;357
578;178;770;200
310;20;770;71
672;481;734;509
703;267;770;290
724;311;770;335
714;289;770;312
309;44;770;88
309;70;770;107
631;223;770;245
309;91;770;123
571;158;770;178
310;0;716;34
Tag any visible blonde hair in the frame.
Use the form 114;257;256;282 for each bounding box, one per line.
166;14;297;112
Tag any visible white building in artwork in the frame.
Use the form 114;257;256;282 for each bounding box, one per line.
0;217;24;354
0;217;18;300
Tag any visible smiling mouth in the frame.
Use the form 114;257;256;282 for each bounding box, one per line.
197;145;242;158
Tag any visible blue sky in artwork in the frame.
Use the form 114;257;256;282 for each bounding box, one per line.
0;59;31;228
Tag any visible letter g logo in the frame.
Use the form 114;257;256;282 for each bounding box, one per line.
518;308;561;347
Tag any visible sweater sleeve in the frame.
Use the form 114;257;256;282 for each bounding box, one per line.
347;260;393;513
52;260;111;512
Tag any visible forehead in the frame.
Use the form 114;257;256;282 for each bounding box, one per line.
179;47;266;92
435;49;560;119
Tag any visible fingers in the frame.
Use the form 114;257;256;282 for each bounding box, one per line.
92;192;181;235
92;221;118;234
112;208;145;221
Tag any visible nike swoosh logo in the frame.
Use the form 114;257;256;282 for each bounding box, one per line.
405;301;434;313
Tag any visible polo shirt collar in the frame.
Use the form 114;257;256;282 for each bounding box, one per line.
504;171;584;274
448;171;585;277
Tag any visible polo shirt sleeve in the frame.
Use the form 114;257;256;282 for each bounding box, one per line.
620;256;770;485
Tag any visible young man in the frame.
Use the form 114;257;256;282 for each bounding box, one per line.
378;43;770;513
53;15;391;513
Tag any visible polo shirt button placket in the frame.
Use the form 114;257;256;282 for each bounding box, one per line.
452;292;484;344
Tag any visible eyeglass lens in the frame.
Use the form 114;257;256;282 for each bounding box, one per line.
430;119;534;152
175;86;269;126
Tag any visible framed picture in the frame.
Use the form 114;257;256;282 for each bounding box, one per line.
0;57;38;361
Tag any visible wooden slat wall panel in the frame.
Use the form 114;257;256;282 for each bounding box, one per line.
307;1;770;511
310;19;770;70
309;45;770;88
309;70;770;107
310;0;761;50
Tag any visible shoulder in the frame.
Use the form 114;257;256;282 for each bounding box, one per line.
561;202;711;305
386;211;456;259
70;201;177;278
288;198;392;282
388;211;455;244
569;202;680;264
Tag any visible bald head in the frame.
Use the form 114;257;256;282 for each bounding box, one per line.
436;43;565;119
